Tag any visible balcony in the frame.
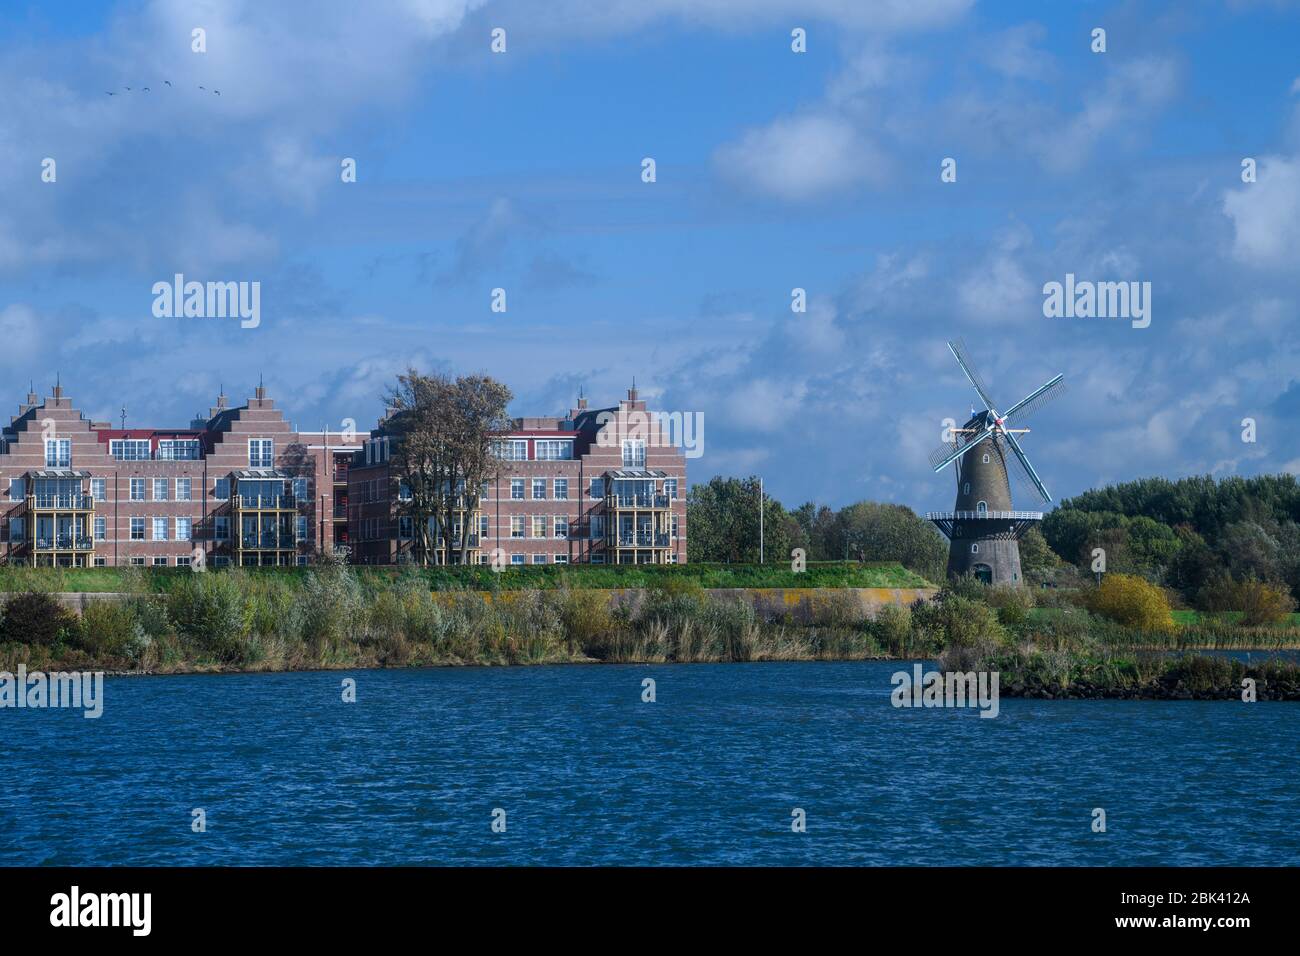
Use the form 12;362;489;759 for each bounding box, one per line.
613;532;671;548
607;493;671;510
233;494;297;510
333;505;348;519
27;493;94;511
33;535;94;552
240;534;298;550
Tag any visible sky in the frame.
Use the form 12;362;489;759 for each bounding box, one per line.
1;0;1299;514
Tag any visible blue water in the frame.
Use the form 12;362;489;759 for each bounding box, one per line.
2;662;1297;865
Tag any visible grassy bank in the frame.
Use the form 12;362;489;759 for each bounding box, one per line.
0;567;919;674
0;560;932;595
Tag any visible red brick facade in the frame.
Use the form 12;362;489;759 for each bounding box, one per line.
0;384;686;567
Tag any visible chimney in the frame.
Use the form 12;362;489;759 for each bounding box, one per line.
577;396;588;410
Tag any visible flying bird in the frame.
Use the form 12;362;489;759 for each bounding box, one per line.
213;89;220;95
124;86;131;91
142;86;150;92
198;85;205;90
105;91;116;95
163;80;171;86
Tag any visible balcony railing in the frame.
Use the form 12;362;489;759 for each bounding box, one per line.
33;535;94;551
613;532;671;548
234;494;297;509
28;494;94;510
333;505;347;519
608;494;670;509
240;534;298;550
924;510;1044;521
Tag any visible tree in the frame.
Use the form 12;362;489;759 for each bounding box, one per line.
385;370;513;565
686;476;796;563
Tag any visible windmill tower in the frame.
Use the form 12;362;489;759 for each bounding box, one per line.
925;340;1064;586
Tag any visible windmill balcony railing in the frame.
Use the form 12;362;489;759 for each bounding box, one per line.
925;510;1044;521
28;494;94;510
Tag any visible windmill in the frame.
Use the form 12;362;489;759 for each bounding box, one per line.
925;339;1065;586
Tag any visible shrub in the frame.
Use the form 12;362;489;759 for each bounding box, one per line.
167;573;251;662
0;591;78;647
1236;579;1296;627
985;584;1036;630
560;589;614;657
1085;573;1176;633
76;600;149;661
870;603;913;656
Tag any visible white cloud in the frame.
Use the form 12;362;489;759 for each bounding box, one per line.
1222;155;1300;269
714;113;887;201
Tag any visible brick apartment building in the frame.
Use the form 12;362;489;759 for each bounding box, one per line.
349;385;687;566
0;382;686;568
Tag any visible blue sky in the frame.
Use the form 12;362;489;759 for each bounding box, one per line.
1;0;1299;513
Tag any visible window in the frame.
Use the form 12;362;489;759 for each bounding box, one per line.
531;516;547;538
590;478;605;499
90;478;107;502
671;514;679;539
479;515;490;540
590;514;606;539
976;500;988;515
510;553;525;566
152;478;169;501
214;516;230;541
963;482;970;495
667;553;678;564
399;516;413;539
398;481;412;501
176;556;192;568
531;478;547;500
971;543;980;554
296;516;309;543
9;478;25;501
175;517;192;542
152;518;169;541
664;478;678;500
534;440;573;461
554;478;569;500
553;554;569;564
981;453;990;464
214;478;230;500
214;556;230;568
93;516;106;541
9;517;24;542
622;439;646;468
110;439;151;461
175;478;192;502
510;479;524;500
531;554;546;564
130;518;146;541
554;517;568;539
248;439;274;468
493;440;528;461
510;516;525;538
152;556;169;567
590;554;605;565
130;556;146;567
293;477;308;500
45;438;71;468
93;556;106;567
157;439;201;460
297;556;310;567
130;478;146;501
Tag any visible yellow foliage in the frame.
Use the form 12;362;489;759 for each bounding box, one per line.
1086;573;1176;633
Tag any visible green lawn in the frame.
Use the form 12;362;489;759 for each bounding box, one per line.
0;561;935;593
1171;609;1300;628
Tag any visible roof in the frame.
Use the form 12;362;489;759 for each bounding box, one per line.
232;468;289;480
27;468;91;479
605;468;668;479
